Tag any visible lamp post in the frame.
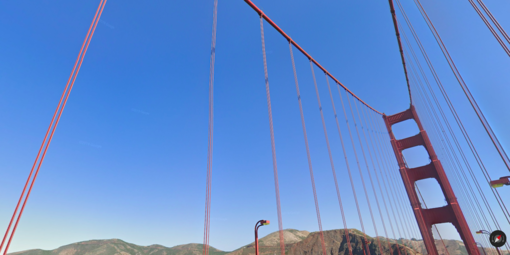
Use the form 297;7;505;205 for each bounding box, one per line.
476;230;502;255
475;242;487;255
255;220;270;255
490;176;510;188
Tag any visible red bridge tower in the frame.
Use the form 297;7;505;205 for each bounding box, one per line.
383;106;480;255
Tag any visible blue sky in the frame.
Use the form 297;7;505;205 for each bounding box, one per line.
0;0;509;253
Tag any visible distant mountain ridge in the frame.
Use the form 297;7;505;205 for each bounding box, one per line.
7;229;508;255
8;239;227;255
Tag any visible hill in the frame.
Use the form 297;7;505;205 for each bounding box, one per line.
8;239;227;255
7;229;508;255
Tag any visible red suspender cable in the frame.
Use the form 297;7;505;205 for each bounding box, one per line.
348;96;384;255
310;62;352;255
259;16;285;255
203;1;218;255
289;43;327;255
324;76;355;255
0;1;107;254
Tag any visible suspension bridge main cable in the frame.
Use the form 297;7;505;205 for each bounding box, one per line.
0;1;107;254
243;0;382;116
386;0;412;105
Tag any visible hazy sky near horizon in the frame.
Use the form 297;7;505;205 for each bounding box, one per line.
1;0;510;253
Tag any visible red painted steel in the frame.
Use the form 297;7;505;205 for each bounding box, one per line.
259;16;285;255
490;176;510;187
243;0;382;115
255;220;269;255
414;0;510;200
255;221;261;255
289;44;327;255
387;0;412;104
383;106;480;255
467;0;510;56
475;0;510;44
1;1;107;254
203;1;218;255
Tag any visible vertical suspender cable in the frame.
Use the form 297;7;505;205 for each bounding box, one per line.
348;96;384;255
409;70;491;253
407;57;504;252
359;105;398;255
355;100;396;255
410;93;458;253
397;13;497;230
289;43;327;255
372;116;407;246
242;0;382;115
413;0;510;223
259;16;285;255
0;1;107;254
370;112;412;255
402;37;495;234
337;88;373;255
414;0;510;180
396;0;508;233
377;140;409;255
309;62;352;255
366;111;404;255
203;1;218;255
324;77;355;255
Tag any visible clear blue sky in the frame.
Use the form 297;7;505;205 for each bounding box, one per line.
0;0;509;253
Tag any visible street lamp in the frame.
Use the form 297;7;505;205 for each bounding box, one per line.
476;230;491;235
476;230;502;255
490;176;510;188
255;220;270;255
475;242;487;255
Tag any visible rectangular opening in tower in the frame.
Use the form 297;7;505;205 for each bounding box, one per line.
390;119;420;140
415;178;447;209
402;146;431;169
431;223;466;255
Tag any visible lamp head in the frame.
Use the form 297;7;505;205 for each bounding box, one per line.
490;176;510;188
261;220;270;226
